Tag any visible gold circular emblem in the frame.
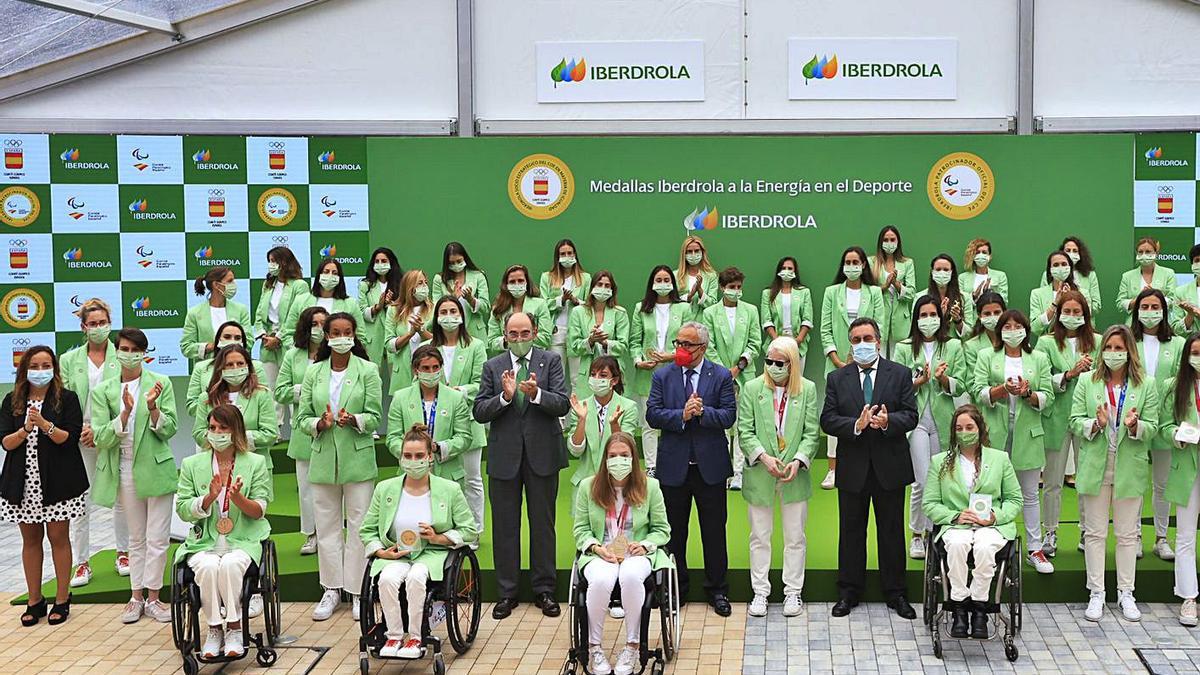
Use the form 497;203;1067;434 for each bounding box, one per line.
927;152;995;220
508;153;574;220
0;186;40;228
257;187;297;227
1;288;45;329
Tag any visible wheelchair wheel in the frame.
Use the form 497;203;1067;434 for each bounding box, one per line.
358;562;383;649
182;654;199;675
659;561;681;662
931;625;942;659
170;565;193;651
1006;544;1023;634
1004;636;1018;662
256;648;278;667
259;541;282;646
446;548;482;655
433;652;446;675
921;544;939;628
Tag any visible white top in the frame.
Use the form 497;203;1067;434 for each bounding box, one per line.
440;346;456;381
1004;355;1023;412
773;385;789;435
119;378;142;459
422;399;436;428
317;297;334;312
921;341;937;366
268;281;285;325
653;304;671;352
329;369;348;410
1143;335;1161;378
724;305;738;336
84;357;104;419
1066;336;1078;355
227;392;239;407
780;291;793;333
407;307;425;352
973;273;990;292
846;287;861;320
1106;382;1125;441
209;306;227;335
391;487;432;551
556;277;576;331
958;455;978;490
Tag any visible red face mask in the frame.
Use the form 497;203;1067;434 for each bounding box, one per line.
674;346;694;367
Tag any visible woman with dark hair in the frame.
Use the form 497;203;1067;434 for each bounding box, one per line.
913;254;968;338
274;305;328;555
296;312;382;622
760;256;814;367
676;235;719;321
487;264;552;353
567;356;639;488
1174;242;1200;336
1040;236;1101;313
960;238;1009;305
181;266;251;362
385;269;434;395
1;346;85;626
282;257;365;339
430;241;490;340
1117;237;1176;322
629;265;689;476
1161;334;1200;626
541;239;591;390
972;309;1055;575
185;321;264;418
1029;250;1079;337
960;291;1007;388
358;247;402;370
870;226;916;358
568;271;629;394
191;345;278;483
255;246;310;431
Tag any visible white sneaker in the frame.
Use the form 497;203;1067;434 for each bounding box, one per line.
115;552;130;577
248;594;263;619
589;647;612;675
608;606;625;619
748;594;768;617
1077;537;1085;553
1042;530;1058;558
224;627;245;657
397;636;423;658
299;534;318;556
1137;535;1145;560
782;594;803;617
202;626;224;658
1155;538;1176;561
1027;550;1054;574
728;473;742;491
1084;593;1105;622
144;599;172;623
1181;599;1199;627
351;594;360;621
312;589;340;621
379;638;402;658
613;645;639;675
120;599;144;624
820;468;836;490
909;537;926;560
70;563;92;588
1118;591;1142;622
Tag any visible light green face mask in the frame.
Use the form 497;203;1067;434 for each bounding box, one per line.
559;256;576;268
85;324;111;345
509;339;533;357
328;337;355;354
652;282;674;297
266;262;280;277
207;431;232;451
1102;351;1128;369
765;363;789;383
310;326;325;342
882;241;898;254
606;455;633;481
1066;251;1080;264
448;261;467;273
591;286;613;302
1189;354;1200;371
931;270;952;287
416;370;442;387
1050;265;1071;282
373;263;391;276
685;252;703;266
917;316;941;338
507;283;527;298
723;288;742;302
319;273;340;290
1001;328;1026;347
1136;253;1157;266
217;338;240;350
1139;309;1163;328
588;376;613;398
221;282;238;299
1059;314;1085;330
401;457;430;479
957;430;979;447
414;285;429;302
973;253;991;268
437;314;463;331
221;366;249;386
980;315;1001;331
116;350;144;369
1192;262;1200;276
777;269;796;282
842;265;863;281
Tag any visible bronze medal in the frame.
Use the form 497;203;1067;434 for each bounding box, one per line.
610;533;630;561
216;517;234;535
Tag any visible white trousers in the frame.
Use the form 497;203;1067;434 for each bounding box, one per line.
295;459;316;537
908;408;940;534
635;395;659;471
941;527;1008;602
1174;471;1200;599
826;435;837;460
119;457;172;592
549;336;579;397
1151;447;1173;539
462;448;485;529
189;549;253;626
311;480;374;592
583;556;652;646
72;444;129;565
747;501;808;597
377;560;430;640
262;361;288;438
1080;454;1140;593
1042;434;1087;536
1015;468;1043;552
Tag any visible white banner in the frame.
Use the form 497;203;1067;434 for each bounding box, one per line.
536;40;705;103
788;38;957;100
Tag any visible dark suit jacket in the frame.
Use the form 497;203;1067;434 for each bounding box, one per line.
0;387;86;506
472;347;570;480
819;357;918;492
645;359;737;488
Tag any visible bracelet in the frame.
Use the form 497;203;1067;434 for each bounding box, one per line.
46;423;56;436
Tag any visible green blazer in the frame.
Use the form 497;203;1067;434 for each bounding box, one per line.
870;257;917;347
1170;282;1200;335
961;334;994;388
573;476;673;571
431;270;491;340
1138;335;1184;451
296;355;383;485
1069;375;1159;499
567;304;630;392
357;279;393;368
893;339;966;451
191;387;279;491
385;384;473;482
174;451;272;565
959;268;1009;305
1117;265;1176;321
485;296;552;354
1040;270;1102;314
360;475;479;580
59;341;120;412
254;278;310;366
565;392;640;486
701;300;762;387
922;447;1022;542
736;376;820;506
1028;285;1064;337
819;282;885;376
384;305;434;394
540;270;593;339
675;269;719;321
758;287;814;357
275;347;317;461
627;302;690;398
1159;377;1200;506
91;370;179;507
971;348;1054;470
282;293;365;345
180;300;252;362
186;357;266;418
1033;332;1102;450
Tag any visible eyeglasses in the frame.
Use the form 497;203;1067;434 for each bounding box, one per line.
764;358;787;367
505;330;534;340
673;340;705;349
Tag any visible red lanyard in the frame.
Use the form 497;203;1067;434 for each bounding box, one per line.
775;390;788;434
606;501;630;532
1193;381;1200;418
1106;383;1127;431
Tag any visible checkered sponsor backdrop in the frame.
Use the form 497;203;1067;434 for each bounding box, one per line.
1133;132;1200;286
0;134;370;383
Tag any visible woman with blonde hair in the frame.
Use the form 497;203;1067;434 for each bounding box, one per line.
386;269;435;394
959;238;1009;305
541;239;591;390
676;235;718;321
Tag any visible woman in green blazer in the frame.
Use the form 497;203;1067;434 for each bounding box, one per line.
430;242;490;341
175;404;271;659
359;426;478;658
971;309;1055;573
567;357;640;487
761;256;814;363
913;254;971;339
90;327;178;624
542;239;591;390
736;336;819;618
358;247;402;373
1172;243;1200;335
629;266;690;475
384;269;434;395
190;345;278;493
960;292;1007;397
385;345;473;486
486;264;552;354
185;321;264;418
573;432;671;675
255;246;310;431
60;298;124;586
1117;237;1177;322
894;296;965;557
1131;287;1184;561
676;235;719;321
869;226;917;357
922;404;1022;639
960;238;1009;306
1039;236;1102;314
181;266;252;363
1029;251;1081;337
568;271;630;394
1069;324;1158;623
274;306;328;555
1158;334;1200;626
296;312;383;622
282;257;365;342
430;296;488;528
1032;290;1099;557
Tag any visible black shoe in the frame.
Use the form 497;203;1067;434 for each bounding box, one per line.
887;596;916;620
710;593;731;617
949;602;969;638
831;598;857;617
492;597;518;620
534;592;560;617
20;598;46;627
970;605;989;639
47;595;71;626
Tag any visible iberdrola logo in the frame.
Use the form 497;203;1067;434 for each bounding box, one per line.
1146;147;1163;160
551;57;587;86
801;54;838;83
683;206;719;231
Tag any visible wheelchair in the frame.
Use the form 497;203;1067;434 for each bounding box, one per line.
170;539;282;674
357;545;482;674
560;552;682;675
921;527;1022;662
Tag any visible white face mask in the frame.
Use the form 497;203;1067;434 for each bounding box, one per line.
777;269;796;282
685;252;703;266
842;264;863;281
266;262;280;277
591;286;613;302
973;252;991;268
881;241;898;254
1050;266;1071;282
1190;354;1200;371
930;270;952;287
507;283;527;298
917;316;941;338
373;262;391;276
328;337;355;354
448;261;467;273
1001;328;1026;347
319;273;340;290
559;256;576;268
652;282;673;297
1066;251;1080;264
1136;252;1157;267
437;314;463;331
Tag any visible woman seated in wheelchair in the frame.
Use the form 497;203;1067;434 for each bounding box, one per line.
573;431;671;675
359;424;478;659
922;404;1022;640
175;404;272;659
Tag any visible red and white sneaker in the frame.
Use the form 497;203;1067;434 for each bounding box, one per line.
396;637;422;659
70;563;92;588
115;552;131;577
379;638;402;658
1027;550;1054;574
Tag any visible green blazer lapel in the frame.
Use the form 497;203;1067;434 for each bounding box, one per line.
433;386;457;441
1159;341;1177;378
132;370;155;453
340;357;363;412
782;388;806;459
376;480;403;547
734;303;751;352
834;284;848;325
643;312;659;356
198;304;214;344
713;305;734;354
429;477;456;530
584;398;603;453
629;496;649;538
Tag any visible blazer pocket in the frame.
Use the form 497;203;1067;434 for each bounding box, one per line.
155;445;174;464
354;435;374;452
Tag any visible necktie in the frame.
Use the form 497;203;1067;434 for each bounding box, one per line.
515;357;529;410
684;369;696;398
862;367;874;405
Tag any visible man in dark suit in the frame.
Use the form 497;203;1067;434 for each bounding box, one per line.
819;317;919;619
646;321;737;616
473;312;570;619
